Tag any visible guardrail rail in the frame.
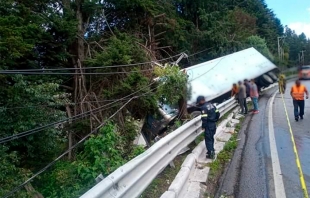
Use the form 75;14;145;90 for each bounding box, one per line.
81;98;237;198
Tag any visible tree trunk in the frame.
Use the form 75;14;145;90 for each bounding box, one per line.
24;183;44;198
178;96;188;119
62;0;87;157
65;105;73;160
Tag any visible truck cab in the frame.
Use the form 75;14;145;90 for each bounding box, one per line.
299;65;310;80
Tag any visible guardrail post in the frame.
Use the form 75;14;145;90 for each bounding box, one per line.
169;161;175;168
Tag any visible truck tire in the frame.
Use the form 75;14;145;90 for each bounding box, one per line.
267;72;278;82
190;111;201;119
258;77;270;87
260;74;273;85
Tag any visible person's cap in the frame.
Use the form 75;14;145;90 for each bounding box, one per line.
196;95;205;104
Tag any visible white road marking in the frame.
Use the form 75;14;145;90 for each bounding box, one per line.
268;92;287;198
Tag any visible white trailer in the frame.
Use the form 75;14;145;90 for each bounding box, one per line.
183;47;278;106
142;47;278;143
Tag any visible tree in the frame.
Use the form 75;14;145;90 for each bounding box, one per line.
2;0;310;197
154;65;188;118
243;35;274;60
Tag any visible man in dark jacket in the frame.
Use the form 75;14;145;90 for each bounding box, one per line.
196;96;220;159
244;79;251;98
238;81;248;114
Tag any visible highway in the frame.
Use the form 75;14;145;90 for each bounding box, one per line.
218;79;310;198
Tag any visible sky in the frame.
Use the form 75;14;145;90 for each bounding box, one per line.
265;0;310;38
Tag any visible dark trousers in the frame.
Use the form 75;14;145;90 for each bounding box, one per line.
203;122;216;154
293;100;305;118
239;98;248;113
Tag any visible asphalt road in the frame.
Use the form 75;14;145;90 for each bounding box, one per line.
217;80;310;198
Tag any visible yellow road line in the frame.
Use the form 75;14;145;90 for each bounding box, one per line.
280;93;309;198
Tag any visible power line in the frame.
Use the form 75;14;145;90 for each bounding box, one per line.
0;99;130;110
0;46;215;75
3;97;136;198
0;82;157;144
187;47;215;58
0;100;118;144
0;54;183;73
0;69;154;75
0;46;215;141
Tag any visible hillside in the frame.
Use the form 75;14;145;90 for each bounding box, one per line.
0;0;309;197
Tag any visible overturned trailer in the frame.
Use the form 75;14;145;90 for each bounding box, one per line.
142;47;278;144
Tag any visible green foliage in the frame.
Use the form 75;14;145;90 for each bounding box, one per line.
87;33;148;66
243;35;274;61
2;0;310;197
85;32;157;118
35;122;145;197
36;161;84;198
77;122;125;179
0;146;31;198
0;76;66;167
154;65;188;105
128;145;146;159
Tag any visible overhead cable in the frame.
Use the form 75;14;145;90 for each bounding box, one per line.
0;99;129;110
0;82;157;144
0;46;215;75
0;54;182;72
187;47;215;57
0;69;154;75
3;97;135;198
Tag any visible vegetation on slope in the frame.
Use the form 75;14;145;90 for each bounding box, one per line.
1;0;310;197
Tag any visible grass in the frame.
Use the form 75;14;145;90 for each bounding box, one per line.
140;153;188;198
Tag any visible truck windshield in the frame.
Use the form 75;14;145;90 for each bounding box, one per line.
161;104;178;115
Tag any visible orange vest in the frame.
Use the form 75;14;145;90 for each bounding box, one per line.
292;85;307;100
232;87;238;95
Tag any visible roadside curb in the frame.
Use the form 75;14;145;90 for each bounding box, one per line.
160;108;240;198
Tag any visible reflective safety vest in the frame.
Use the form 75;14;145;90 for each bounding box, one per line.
291;85;307;100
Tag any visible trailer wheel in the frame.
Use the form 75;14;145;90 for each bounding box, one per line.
258;77;270;87
190;111;201;119
267;72;278;82
260;74;273;85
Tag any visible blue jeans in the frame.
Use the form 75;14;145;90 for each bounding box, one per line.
293;100;305;118
252;97;258;111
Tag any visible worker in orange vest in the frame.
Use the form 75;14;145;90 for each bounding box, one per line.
290;80;309;121
231;83;239;103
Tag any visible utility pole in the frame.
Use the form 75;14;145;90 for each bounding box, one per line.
277;36;286;62
300;50;305;66
278;37;280;61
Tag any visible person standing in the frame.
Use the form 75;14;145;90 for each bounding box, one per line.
290;80;309;121
231;83;239;103
196;96;220;159
238;81;248;114
250;79;259;114
278;74;286;94
244;79;251;98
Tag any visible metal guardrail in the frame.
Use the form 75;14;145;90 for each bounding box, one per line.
80;98;237;198
160;109;238;198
